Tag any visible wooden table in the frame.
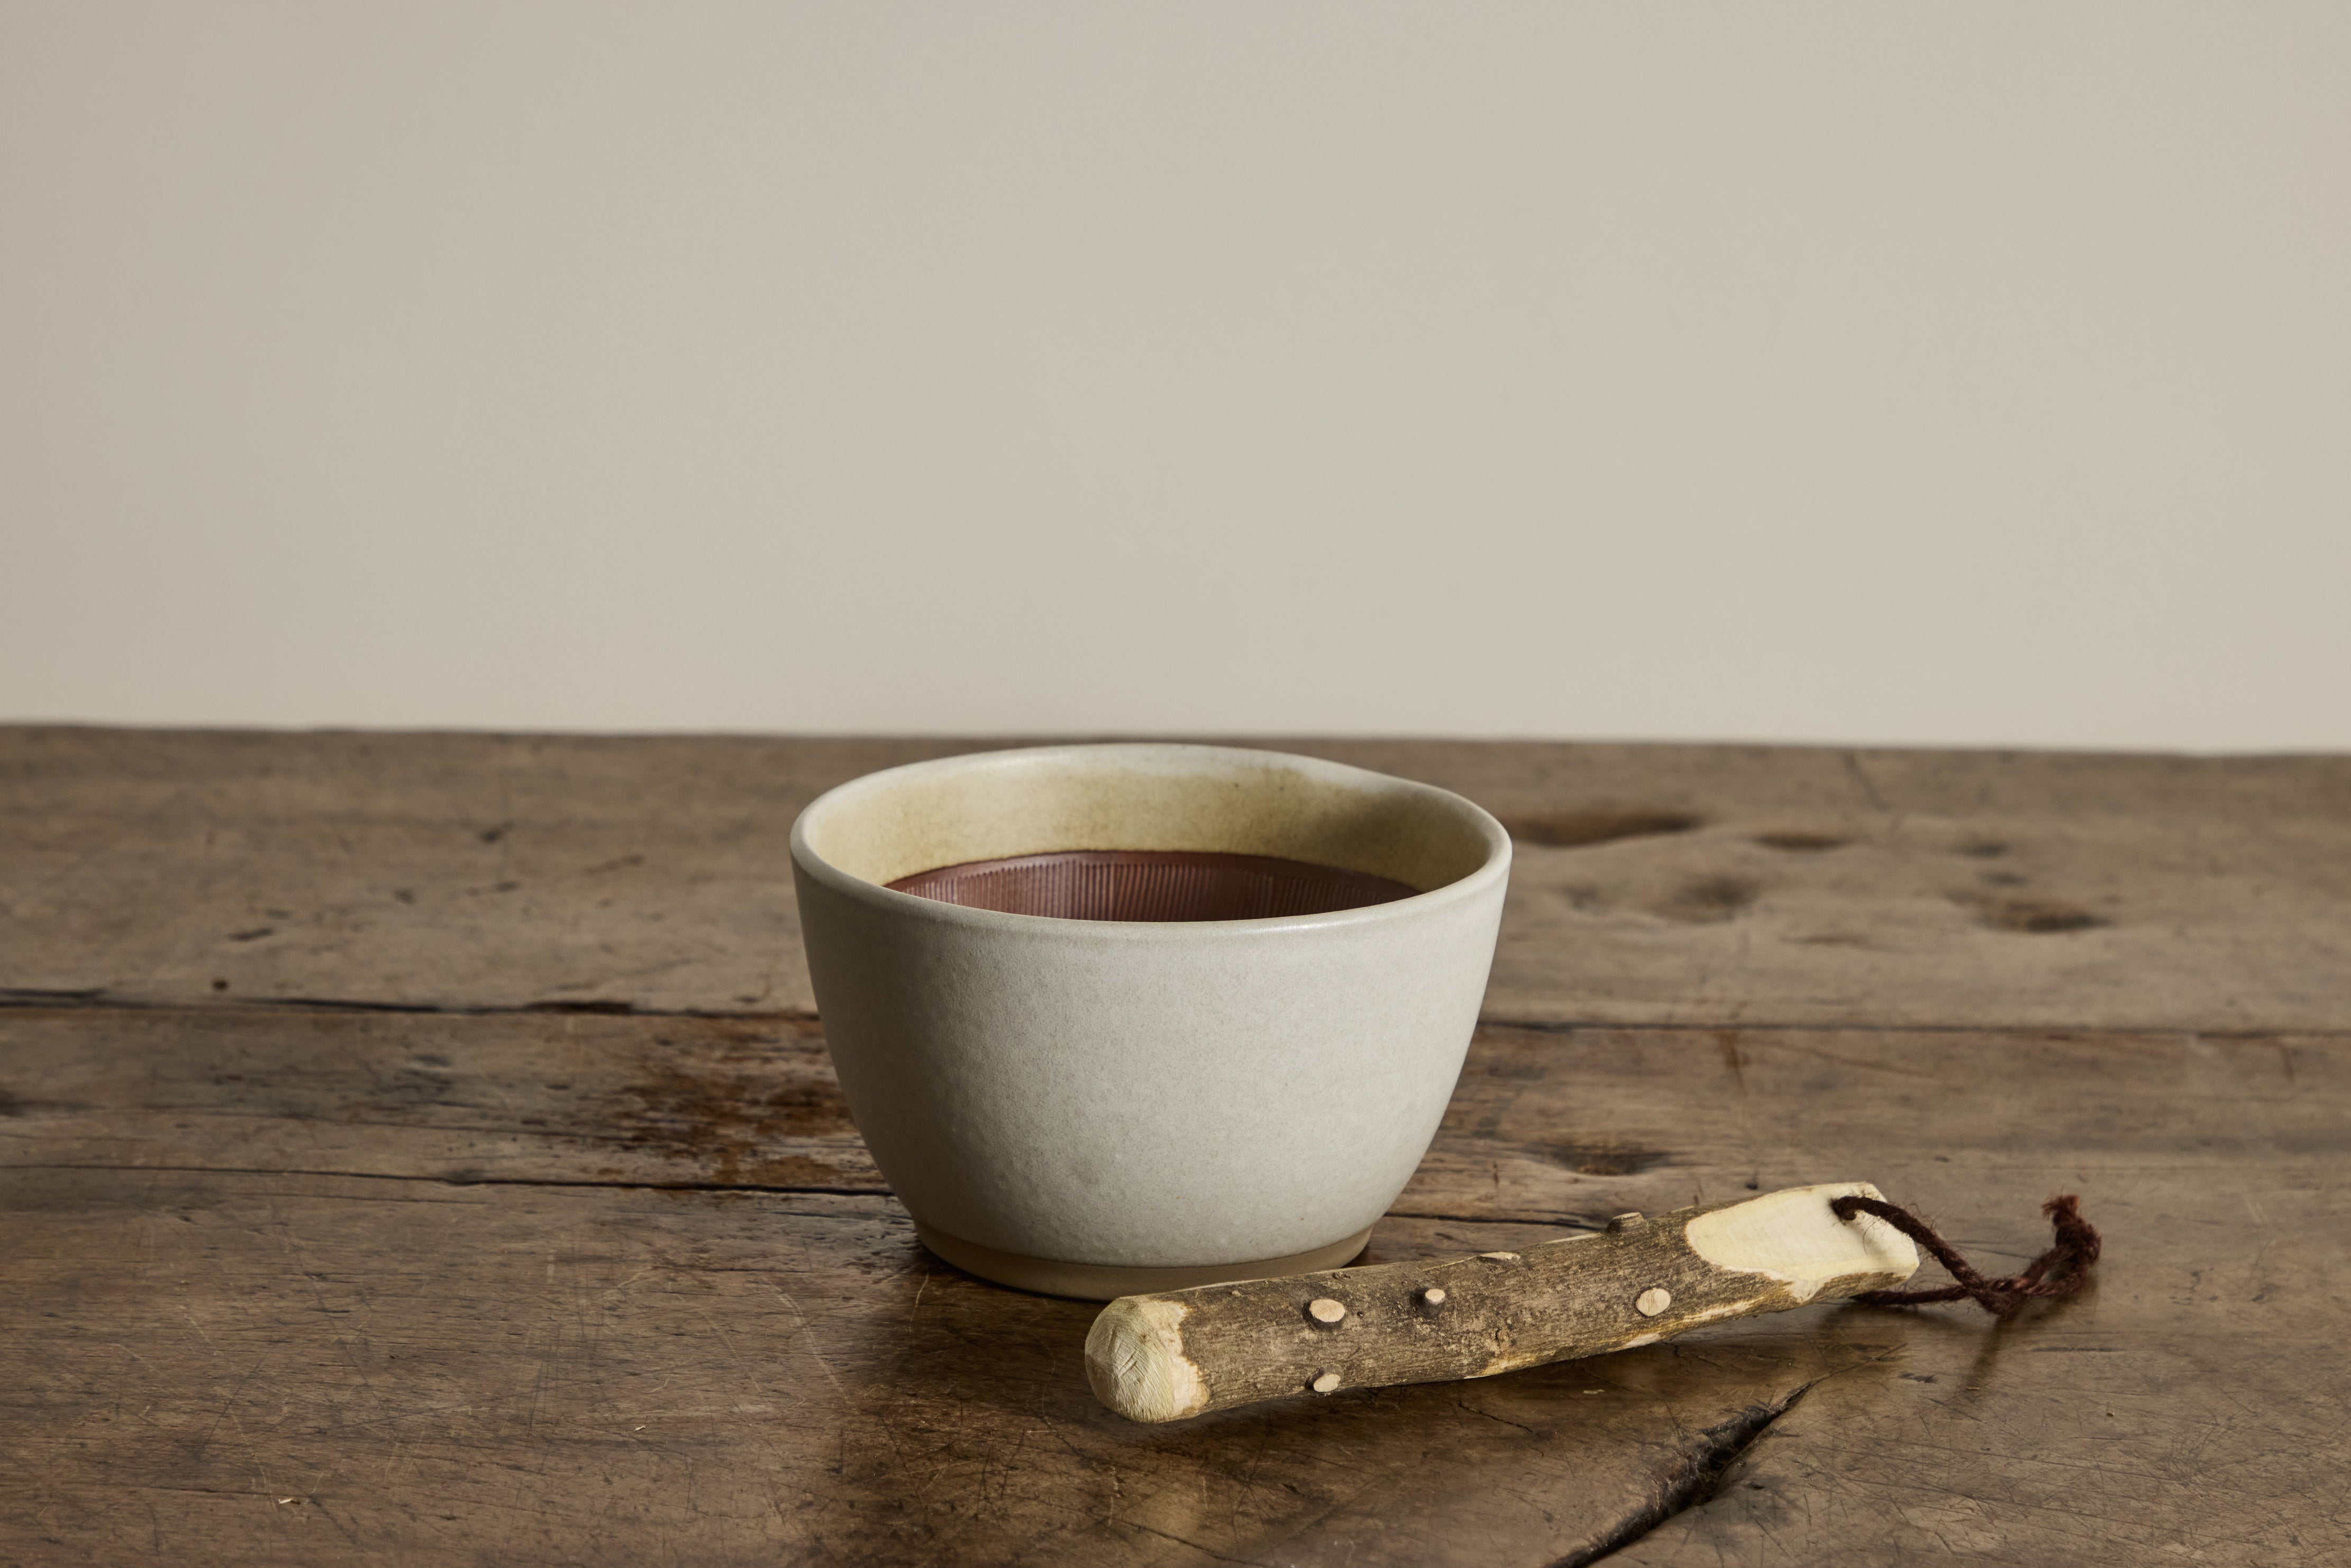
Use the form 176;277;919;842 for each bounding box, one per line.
5;730;2346;1565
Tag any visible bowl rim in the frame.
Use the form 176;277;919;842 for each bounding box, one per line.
789;742;1512;938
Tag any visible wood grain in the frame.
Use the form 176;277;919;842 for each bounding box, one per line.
0;1007;883;1195
4;729;2347;1565
5;726;2348;1029
0;1164;1892;1568
5;1001;2346;1563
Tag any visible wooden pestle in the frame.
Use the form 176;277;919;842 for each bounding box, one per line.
1086;1181;1919;1423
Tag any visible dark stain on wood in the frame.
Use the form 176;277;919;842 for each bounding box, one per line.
1659;876;1759;923
609;1018;859;1185
0;1089;94;1118
1753;831;1849;852
1972;897;2110;934
1502;808;1703;849
1552;1139;1672;1177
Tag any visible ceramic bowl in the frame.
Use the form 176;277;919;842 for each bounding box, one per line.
789;743;1510;1298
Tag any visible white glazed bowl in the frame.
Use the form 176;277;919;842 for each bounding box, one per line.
789;743;1510;1299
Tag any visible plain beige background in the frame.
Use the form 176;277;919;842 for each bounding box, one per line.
4;4;2346;749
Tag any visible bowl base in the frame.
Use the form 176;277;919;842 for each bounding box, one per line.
913;1221;1374;1300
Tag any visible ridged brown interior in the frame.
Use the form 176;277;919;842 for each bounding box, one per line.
886;849;1418;922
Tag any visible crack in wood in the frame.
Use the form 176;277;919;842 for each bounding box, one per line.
1487;1013;2350;1040
1107;1519;1261;1565
1568;1379;1818;1566
6;1160;893;1201
10;988;2344;1039
0;988;814;1022
1384;1210;1602;1232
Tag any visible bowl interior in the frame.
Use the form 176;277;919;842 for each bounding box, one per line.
887;848;1418;920
799;745;1500;902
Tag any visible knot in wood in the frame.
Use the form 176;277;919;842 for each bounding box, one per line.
1420;1287;1446;1307
1635;1287;1672;1317
1310;1371;1341;1394
1606;1212;1648;1234
1307;1298;1346;1325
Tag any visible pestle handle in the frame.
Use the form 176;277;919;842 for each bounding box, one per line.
1086;1181;1919;1423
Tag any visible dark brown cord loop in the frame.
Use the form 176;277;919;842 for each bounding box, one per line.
1829;1193;2102;1319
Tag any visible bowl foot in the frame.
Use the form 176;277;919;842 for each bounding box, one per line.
913;1221;1374;1300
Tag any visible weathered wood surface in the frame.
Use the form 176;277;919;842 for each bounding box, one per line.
5;726;2349;1029
5;1005;2346;1564
0;1163;1848;1568
4;728;2348;1565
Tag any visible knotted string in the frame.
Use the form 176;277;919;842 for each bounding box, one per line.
1829;1193;2101;1318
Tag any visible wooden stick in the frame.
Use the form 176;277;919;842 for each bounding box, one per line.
1085;1181;1919;1423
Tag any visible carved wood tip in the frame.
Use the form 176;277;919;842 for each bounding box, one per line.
1682;1181;1921;1303
1085;1298;1208;1424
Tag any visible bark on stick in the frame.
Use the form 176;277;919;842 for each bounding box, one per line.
1086;1181;1918;1423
